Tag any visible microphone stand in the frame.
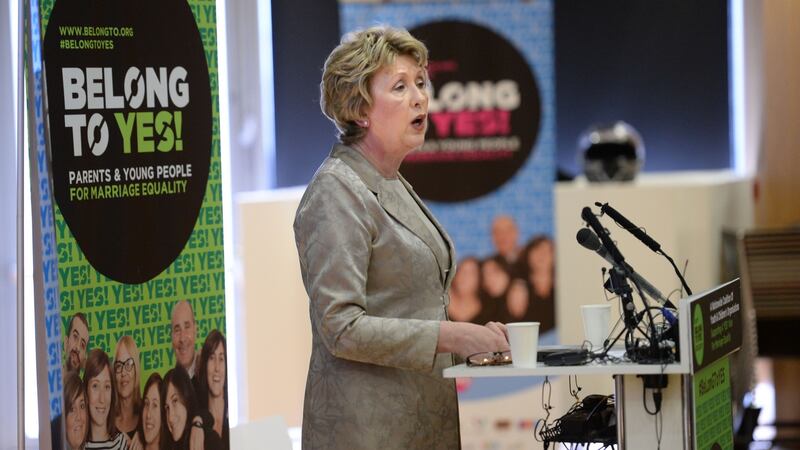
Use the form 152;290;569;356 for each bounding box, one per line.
593;266;656;360
589;266;639;359
608;267;637;331
582;206;663;361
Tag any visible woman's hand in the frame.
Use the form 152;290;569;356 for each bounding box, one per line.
437;321;509;358
190;415;205;450
485;321;509;342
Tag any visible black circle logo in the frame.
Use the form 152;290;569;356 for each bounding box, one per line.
405;21;541;202
44;0;212;284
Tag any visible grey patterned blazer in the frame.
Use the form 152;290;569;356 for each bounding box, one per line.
293;144;460;449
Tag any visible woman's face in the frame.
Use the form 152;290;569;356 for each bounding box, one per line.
142;383;162;445
453;259;480;295
362;54;429;157
528;240;554;273
507;279;530;318
482;260;510;297
87;365;113;430
165;382;187;441
66;391;87;449
207;342;226;399
114;344;136;400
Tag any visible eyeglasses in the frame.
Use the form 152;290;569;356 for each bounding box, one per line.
114;357;135;374
466;351;512;367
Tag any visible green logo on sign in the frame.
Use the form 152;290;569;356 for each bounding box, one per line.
693;303;704;366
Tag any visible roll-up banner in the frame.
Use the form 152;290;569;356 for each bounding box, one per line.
341;2;555;448
28;0;227;448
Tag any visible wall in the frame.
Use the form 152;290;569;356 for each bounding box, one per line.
756;0;800;228
238;189;311;427
754;0;800;433
555;0;730;176
270;0;733;187
271;0;340;187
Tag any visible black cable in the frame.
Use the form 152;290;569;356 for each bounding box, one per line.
627;273;662;360
535;376;553;443
654;363;666;449
654;392;664;449
655;404;663;450
640;366;667;450
568;375;582;403
642;382;658;415
660;250;693;296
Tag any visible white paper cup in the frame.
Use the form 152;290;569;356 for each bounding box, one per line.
507;322;540;368
581;304;611;351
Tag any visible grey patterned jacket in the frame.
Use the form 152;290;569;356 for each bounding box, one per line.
293;144;460;449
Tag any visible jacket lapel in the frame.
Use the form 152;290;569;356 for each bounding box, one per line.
399;176;456;289
332;144;454;287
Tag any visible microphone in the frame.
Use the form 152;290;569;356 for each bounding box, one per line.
576;228;676;308
596;202;661;253
597;201;693;296
581;207;626;268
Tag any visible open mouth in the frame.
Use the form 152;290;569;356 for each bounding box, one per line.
411;114;426;130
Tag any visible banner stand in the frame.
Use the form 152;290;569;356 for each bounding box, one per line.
17;0;26;445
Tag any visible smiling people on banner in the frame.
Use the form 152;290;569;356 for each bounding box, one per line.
163;366;223;450
65;312;90;373
519;235;555;331
139;372;168;450
115;335;143;449
448;257;490;324
171;300;199;378
64;371;88;450
85;349;130;450
294;25;509;449
491;215;523;275
196;330;229;448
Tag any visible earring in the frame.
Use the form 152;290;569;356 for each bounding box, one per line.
358;119;369;128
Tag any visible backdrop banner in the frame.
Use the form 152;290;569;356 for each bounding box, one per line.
341;2;555;448
29;0;227;448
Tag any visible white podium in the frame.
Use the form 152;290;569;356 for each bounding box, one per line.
446;279;744;450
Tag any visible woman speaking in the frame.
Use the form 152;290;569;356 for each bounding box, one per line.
294;25;509;449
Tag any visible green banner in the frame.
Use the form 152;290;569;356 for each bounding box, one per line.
690;279;742;372
39;0;226;448
693;356;733;450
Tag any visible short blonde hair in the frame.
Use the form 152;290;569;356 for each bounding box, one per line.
114;335;142;414
320;25;428;145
